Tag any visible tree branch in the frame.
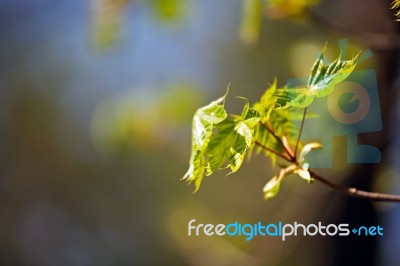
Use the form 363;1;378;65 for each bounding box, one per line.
255;125;400;202
309;170;400;202
259;121;295;160
255;141;291;161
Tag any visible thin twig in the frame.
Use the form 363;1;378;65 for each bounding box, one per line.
258;118;400;202
294;107;307;159
309;170;400;202
255;141;291;161
259;121;295;160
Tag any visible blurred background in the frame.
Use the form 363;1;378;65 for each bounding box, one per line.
1;0;400;265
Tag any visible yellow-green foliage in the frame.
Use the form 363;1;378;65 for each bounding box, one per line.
183;47;358;199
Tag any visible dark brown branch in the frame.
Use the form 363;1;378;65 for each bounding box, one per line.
309;170;400;202
257;120;400;202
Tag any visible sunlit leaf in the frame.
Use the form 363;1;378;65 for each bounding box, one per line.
263;165;296;200
183;91;261;191
263;173;282;200
274;49;358;108
253;79;278;121
252;80;296;165
274;87;314;109
191;91;228;150
298;142;322;163
205;100;261;175
308;51;359;98
295;168;312;182
205;119;248;175
183;90;228;191
184;150;206;192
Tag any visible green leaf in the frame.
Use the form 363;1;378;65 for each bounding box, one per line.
183;150;205;192
253;79;278;121
191;91;228;150
205;119;247;175
295;168;312;182
263;165;297;200
298;142;322;163
205;101;261;175
308;51;359;98
274;48;358;108
274;87;314;109
183;90;229;191
263;174;281;200
183;92;260;192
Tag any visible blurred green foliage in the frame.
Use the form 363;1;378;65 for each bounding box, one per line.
150;0;185;22
91;0;129;50
91;85;203;154
91;0;184;49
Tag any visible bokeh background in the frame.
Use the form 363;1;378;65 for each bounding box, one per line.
1;0;400;265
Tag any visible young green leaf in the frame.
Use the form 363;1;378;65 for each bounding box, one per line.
298;142;322;163
205;101;261;175
184;92;260;192
253;79;278;121
308;52;359;98
274;49;359;108
295;168;312;183
205;119;248;175
191;91;228;149
263;173;282;200
274;87;314;109
252;81;300;164
263;165;296;200
183;90;229;191
183;149;206;192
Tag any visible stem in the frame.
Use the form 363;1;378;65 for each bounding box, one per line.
259;121;295;160
294;107;307;159
258;119;400;202
255;141;291;161
309;170;400;202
